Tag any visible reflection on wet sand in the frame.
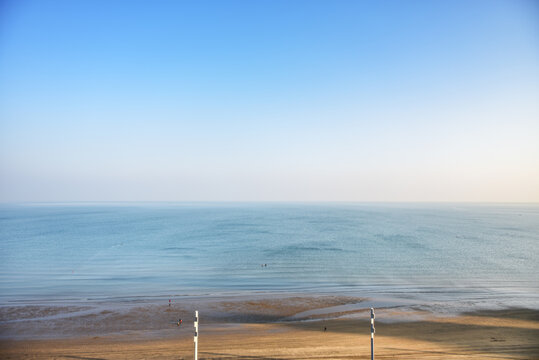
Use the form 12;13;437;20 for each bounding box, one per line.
1;295;538;359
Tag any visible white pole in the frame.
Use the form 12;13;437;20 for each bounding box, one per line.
194;310;199;360
370;308;375;360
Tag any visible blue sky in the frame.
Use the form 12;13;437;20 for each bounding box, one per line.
1;0;538;202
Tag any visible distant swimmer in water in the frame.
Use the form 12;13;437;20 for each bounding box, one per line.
169;299;171;307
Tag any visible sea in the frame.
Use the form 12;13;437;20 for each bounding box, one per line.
1;202;538;313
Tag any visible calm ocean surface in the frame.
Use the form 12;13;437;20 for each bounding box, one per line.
1;203;538;311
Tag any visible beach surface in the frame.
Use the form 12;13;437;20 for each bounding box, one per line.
1;205;538;358
1;296;538;359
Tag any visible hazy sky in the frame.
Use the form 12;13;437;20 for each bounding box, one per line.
1;0;538;202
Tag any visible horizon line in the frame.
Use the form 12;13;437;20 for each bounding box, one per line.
2;200;538;206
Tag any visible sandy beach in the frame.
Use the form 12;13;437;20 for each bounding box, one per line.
1;296;538;359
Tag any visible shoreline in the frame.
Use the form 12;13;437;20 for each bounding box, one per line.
0;294;367;340
2;292;539;338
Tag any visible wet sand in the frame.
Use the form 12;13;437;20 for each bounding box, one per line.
1;297;538;359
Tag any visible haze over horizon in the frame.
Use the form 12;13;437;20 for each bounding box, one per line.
1;0;538;203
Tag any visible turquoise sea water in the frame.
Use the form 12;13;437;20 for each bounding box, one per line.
1;203;538;311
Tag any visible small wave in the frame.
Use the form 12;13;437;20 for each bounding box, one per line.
161;247;193;251
265;244;346;255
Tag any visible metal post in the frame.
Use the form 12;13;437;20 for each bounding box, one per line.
194;310;199;360
370;308;375;360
